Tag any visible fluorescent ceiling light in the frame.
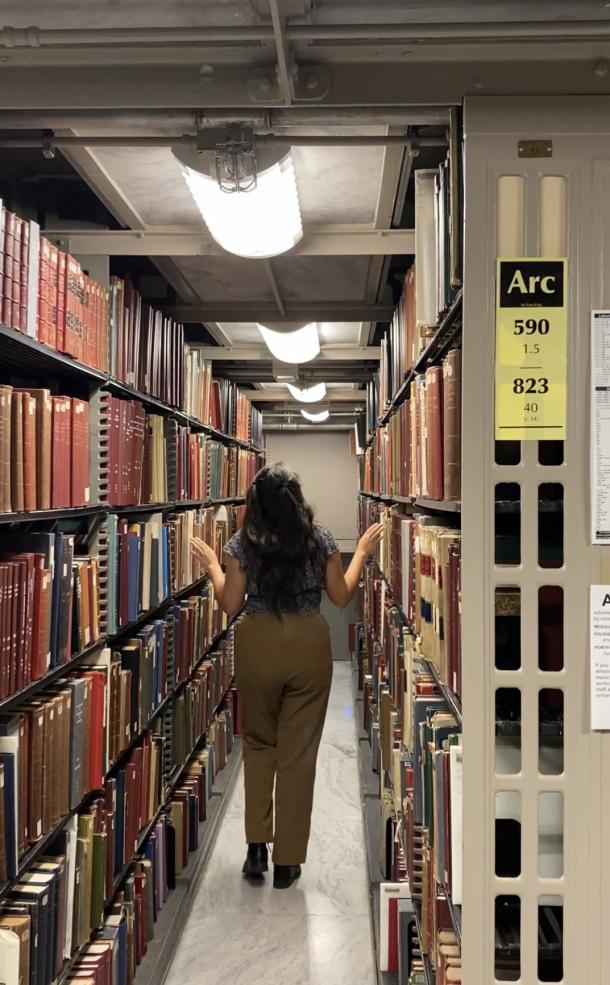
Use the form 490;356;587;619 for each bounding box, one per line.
181;152;303;259
301;408;330;423
286;382;327;403
258;322;320;364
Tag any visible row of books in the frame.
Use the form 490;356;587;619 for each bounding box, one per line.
0;696;237;985
167;651;233;776
357;577;463;985
0;615;234;881
362;349;462;503
0;383;262;516
0;386;90;514
359;502;462;700
92;393;170;508
174;427;263;503
376;150;462;418
1;206;110;373
103;505;235;633
0;535;101;698
0;503;235;705
109;278;183;410
183;349;263;447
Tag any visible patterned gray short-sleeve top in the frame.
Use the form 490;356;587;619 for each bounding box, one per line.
223;523;339;614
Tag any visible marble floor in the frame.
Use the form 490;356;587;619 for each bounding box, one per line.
164;661;376;985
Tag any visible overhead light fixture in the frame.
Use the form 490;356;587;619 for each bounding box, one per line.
173;127;303;259
287;382;327;403
258;322;320;364
301;408;330;423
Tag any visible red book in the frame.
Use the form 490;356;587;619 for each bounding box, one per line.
21;391;37;512
55;247;65;351
0;563;7;698
51;397;71;509
70;398;90;507
81;669;106;790
33;560;52;679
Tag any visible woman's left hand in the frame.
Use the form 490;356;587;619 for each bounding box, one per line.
190;537;220;572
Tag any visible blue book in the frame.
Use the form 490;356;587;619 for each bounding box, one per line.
107;514;118;635
126;525;141;622
50;533;74;665
0;751;17;878
11;882;52;985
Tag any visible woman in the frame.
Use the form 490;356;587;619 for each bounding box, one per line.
191;463;383;890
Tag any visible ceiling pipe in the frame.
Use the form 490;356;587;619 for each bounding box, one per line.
1;22;609;47
0;107;449;129
0;133;445;149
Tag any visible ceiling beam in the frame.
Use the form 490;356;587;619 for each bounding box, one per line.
241;389;366;402
45;227;415;258
1;59;609;109
268;0;293;106
172;303;392;322
361;126;407;346
189;345;380;361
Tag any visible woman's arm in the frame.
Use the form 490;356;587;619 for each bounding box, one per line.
325;523;384;608
191;538;247;617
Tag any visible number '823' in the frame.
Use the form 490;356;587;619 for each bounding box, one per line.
512;377;549;394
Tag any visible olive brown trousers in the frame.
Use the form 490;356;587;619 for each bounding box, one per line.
234;610;333;865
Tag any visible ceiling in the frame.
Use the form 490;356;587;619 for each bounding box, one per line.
1;1;609;429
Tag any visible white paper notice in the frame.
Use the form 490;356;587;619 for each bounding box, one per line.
590;585;610;729
591;311;610;543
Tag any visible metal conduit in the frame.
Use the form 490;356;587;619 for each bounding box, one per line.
0;21;609;48
0;134;446;149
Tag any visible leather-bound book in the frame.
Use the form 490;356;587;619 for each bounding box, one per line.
15;389;52;511
51;398;65;510
425;366;444;501
0;385;12;513
70;398;90;507
443;348;462;502
20;393;37;512
10;391;24;514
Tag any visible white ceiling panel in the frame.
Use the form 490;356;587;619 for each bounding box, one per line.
271;255;371;302
217;323;262;344
174;256;275;303
291;143;384;225
93;147;205;227
318;322;362;344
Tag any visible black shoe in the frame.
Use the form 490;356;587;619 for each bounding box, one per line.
273;864;302;889
242;843;268;878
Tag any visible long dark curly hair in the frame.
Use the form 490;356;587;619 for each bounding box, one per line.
241;462;325;613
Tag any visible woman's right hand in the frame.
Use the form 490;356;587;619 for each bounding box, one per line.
356;522;384;558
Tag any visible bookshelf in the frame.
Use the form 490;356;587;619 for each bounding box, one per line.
0;240;261;985
355;126;467;985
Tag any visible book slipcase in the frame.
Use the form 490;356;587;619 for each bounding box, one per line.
0;316;263;985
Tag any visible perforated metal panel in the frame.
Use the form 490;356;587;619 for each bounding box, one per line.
461;96;610;985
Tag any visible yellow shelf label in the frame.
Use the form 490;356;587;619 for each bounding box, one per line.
495;257;568;441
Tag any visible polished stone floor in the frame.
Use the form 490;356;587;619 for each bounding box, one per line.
164;661;376;985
